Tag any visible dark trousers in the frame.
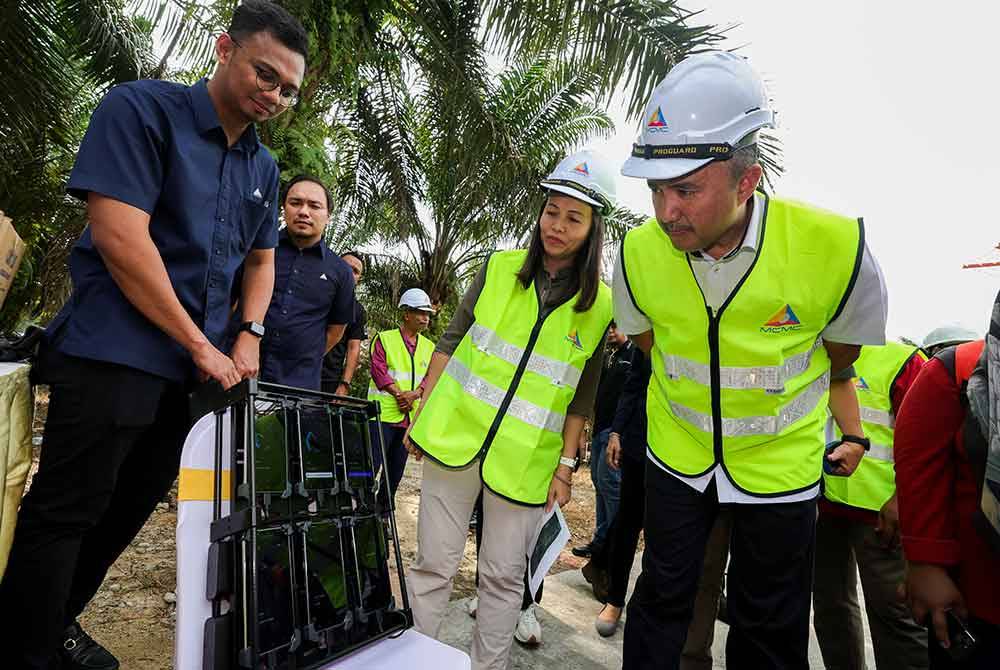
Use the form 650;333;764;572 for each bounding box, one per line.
605;455;646;607
623;464;816;670
0;347;190;669
474;492;541;609
372;422;408;500
928;616;1000;670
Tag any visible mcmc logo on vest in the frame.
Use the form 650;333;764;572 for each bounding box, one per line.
759;304;803;334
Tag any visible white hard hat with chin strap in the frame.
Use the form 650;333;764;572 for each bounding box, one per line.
540;149;617;215
621;51;776;181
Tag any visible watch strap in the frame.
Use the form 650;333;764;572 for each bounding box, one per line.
840;434;871;451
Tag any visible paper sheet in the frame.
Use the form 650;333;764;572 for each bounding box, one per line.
526;503;570;599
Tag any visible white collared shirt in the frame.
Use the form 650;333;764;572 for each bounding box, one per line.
612;192;888;503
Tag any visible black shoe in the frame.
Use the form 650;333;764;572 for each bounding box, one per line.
61;622;119;670
571;543;594;558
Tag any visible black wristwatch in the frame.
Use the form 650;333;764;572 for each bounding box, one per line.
840;434;871;451
239;321;265;338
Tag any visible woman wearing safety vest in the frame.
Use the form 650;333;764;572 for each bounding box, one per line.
402;149;616;670
367;288;436;503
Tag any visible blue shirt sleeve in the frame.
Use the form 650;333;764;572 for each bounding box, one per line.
67;84;165;213
251;164;280;249
326;257;356;325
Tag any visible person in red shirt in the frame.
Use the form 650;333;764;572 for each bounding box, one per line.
895;337;1000;668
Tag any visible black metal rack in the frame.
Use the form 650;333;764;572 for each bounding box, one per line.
191;380;413;670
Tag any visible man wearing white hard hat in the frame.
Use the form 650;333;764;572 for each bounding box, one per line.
404;149;615;669
922;324;980;357
366;287;436;503
614;51;888;668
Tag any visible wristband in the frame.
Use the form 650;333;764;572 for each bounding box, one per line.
553;473;573;486
840;434;871;451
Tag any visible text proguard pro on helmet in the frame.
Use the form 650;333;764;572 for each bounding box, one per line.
621;51;776;181
540;149;617;215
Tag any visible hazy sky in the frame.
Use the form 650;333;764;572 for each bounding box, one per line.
591;0;999;342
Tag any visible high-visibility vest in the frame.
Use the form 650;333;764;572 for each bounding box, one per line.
409;250;612;505
621;195;863;496
367;328;435;424
824;342;925;511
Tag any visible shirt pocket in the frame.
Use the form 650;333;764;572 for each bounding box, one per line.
237;197;271;254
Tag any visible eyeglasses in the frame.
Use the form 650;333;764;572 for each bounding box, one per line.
230;36;300;107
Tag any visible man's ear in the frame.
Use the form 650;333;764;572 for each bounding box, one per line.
738;163;764;203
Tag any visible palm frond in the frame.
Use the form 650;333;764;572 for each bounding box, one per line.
483;0;724;120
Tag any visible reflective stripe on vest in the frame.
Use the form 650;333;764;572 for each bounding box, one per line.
669;371;830;437
860;406;894;428
367;328;435;424
623;195;863;496
663;338;823;393
445;356;565;433
469;323;582;388
409;249;612;505
823;342;925;511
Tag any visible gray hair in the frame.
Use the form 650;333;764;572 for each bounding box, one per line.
727;131;761;184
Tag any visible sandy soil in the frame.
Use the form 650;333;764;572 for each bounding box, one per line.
22;394;604;669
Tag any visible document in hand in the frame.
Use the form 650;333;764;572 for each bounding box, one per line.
526;504;570;599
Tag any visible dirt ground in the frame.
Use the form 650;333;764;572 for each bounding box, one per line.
23;394;605;670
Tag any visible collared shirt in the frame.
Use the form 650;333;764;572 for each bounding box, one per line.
255;230;355;390
52;78;280;382
594;341;636;431
370;328;428;428
612;192;889;504
321;300;368;389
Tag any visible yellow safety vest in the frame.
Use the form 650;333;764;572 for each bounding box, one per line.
410;250;612;505
824;343;925;511
367;328;435;424
621;195;863;496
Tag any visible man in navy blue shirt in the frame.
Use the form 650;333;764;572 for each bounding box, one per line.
0;3;308;668
246;174;355;389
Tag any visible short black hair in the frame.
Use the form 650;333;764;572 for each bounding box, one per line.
229;0;309;63
282;174;332;210
340;250;366;268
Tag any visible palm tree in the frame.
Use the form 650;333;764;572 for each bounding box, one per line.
0;0;154;332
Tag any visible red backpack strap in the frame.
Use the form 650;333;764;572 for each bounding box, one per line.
954;340;986;386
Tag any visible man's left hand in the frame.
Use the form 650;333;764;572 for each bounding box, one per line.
230;332;261;380
826;439;865;476
876;493;901;549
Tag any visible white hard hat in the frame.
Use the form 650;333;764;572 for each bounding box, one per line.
399;288;434;313
540;149;617;215
621;51;776;181
922;325;979;350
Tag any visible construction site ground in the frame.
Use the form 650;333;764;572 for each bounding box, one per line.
23;392;875;669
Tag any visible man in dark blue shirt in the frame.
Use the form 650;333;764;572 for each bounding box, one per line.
0;3;308;669
322;251;368;395
245;175;355;390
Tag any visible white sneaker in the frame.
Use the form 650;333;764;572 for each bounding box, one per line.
466;596;478;618
514;604;541;647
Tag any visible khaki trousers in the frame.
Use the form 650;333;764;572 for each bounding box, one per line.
407;458;544;670
680;510;732;670
813;513;928;670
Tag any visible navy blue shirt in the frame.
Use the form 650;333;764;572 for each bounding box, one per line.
52;78;280;382
254;230;355;390
610;349;650;463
